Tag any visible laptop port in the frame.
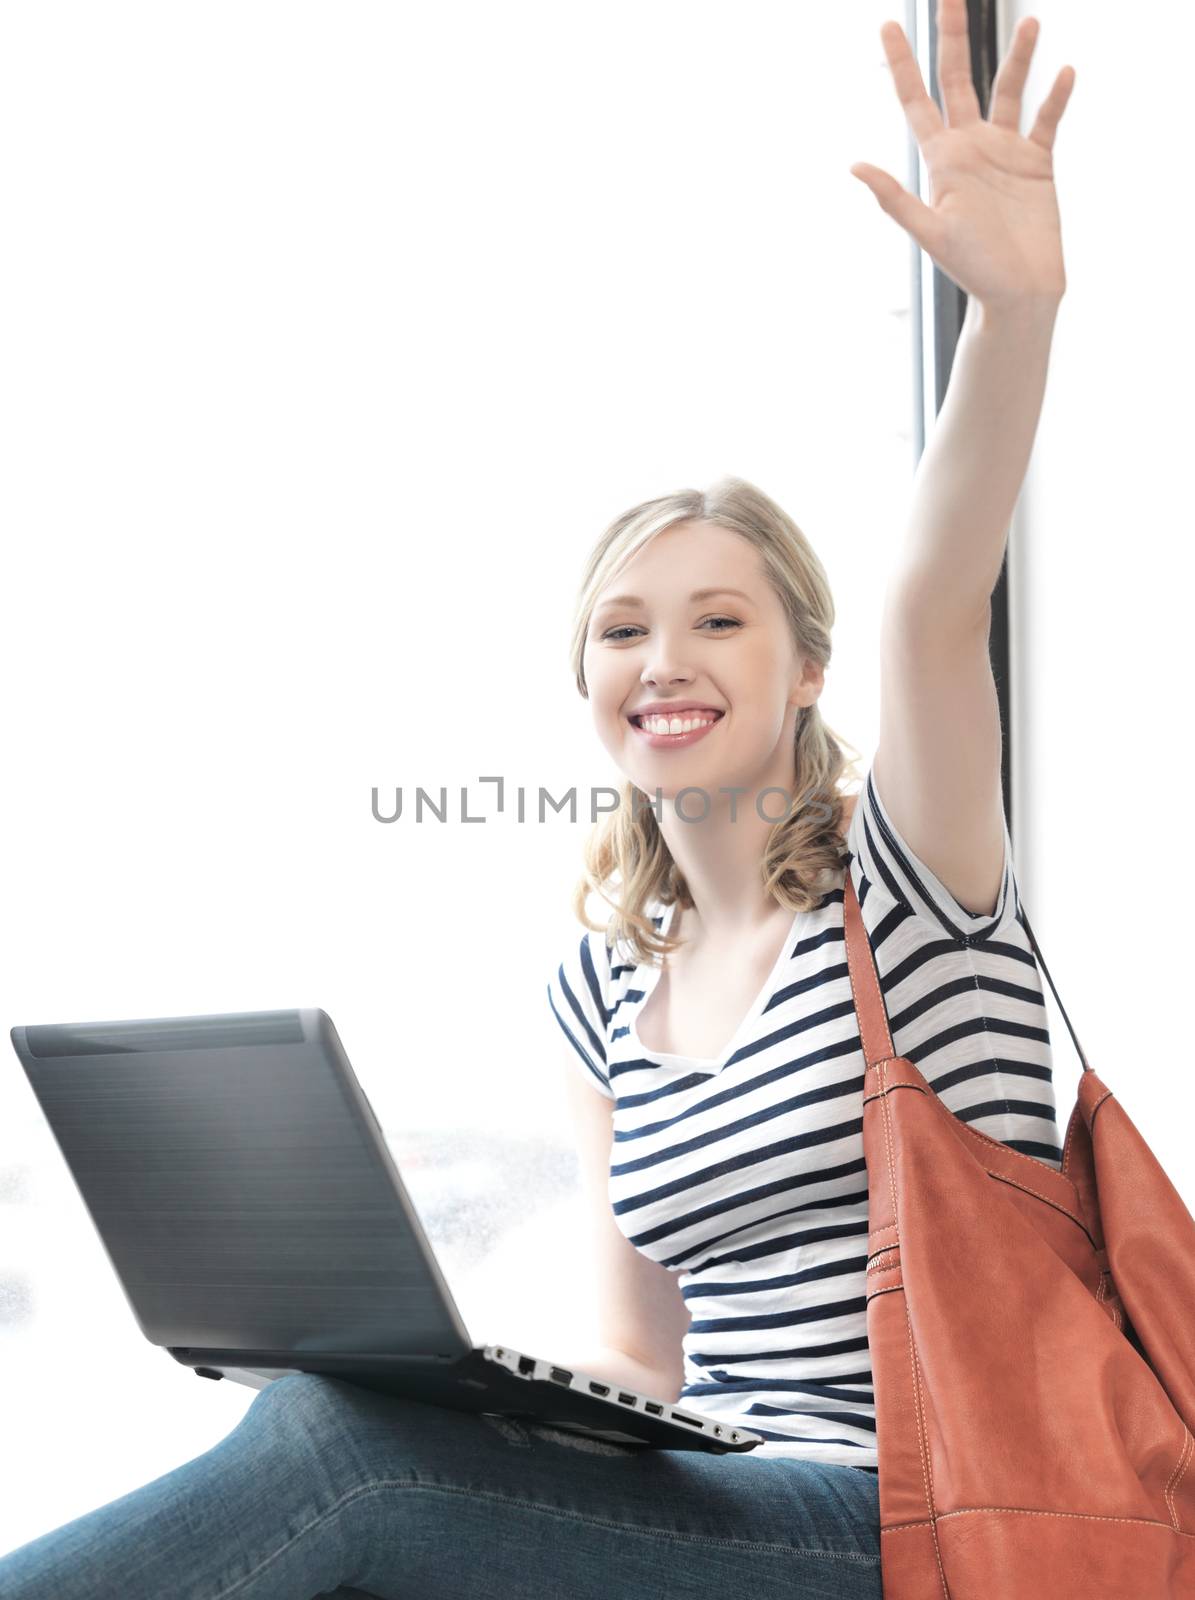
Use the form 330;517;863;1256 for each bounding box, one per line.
588;1381;610;1396
517;1355;535;1375
618;1392;635;1405
645;1402;662;1415
549;1367;573;1386
671;1412;702;1428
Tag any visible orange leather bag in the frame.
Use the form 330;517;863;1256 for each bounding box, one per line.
842;868;1195;1596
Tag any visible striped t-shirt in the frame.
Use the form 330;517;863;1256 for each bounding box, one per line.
546;759;1063;1472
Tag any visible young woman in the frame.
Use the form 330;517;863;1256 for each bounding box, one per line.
0;5;1073;1596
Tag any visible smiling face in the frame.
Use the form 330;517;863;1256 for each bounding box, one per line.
582;519;824;804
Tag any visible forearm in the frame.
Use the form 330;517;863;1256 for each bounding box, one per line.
892;293;1063;629
553;1343;682;1404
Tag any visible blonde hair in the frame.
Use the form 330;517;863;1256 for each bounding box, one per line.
569;474;864;968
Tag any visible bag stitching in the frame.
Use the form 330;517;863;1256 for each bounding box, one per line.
877;1065;1089;1229
879;1057;949;1599
951;1101;1077;1190
867;1246;899;1275
882;1506;1195;1537
1164;1424;1194;1532
989;1166;1084;1221
900;1290;948;1598
1061;1100;1079;1175
911;1333;950;1599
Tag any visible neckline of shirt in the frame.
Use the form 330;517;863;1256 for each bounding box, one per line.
627;898;805;1075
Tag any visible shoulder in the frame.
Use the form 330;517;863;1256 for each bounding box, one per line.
846;761;1018;943
558;920;614;996
547;920;617;1089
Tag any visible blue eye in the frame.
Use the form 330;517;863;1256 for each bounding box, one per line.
601;617;741;642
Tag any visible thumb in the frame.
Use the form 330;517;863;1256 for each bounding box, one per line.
849;162;940;253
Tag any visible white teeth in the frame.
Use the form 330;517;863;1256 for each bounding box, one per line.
638;712;718;734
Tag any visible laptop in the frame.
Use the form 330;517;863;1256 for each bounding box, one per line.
10;1007;763;1454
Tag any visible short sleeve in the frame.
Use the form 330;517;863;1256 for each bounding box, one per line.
846;758;1020;944
546;928;615;1099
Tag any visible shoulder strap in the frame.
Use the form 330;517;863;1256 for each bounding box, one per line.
843;870;1090;1076
1016;900;1091;1075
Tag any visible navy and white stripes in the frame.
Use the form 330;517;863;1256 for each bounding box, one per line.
547;762;1061;1469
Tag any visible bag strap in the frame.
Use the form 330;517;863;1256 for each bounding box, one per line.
842;862;1091;1076
1016;900;1090;1075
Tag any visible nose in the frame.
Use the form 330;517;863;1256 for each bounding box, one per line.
641;640;697;689
642;668;694;689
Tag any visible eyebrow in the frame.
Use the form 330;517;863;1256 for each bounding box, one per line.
593;586;756;614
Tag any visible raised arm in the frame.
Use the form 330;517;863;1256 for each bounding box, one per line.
850;0;1075;915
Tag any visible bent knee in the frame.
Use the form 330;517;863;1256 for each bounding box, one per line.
244;1370;523;1485
245;1372;369;1446
246;1371;437;1460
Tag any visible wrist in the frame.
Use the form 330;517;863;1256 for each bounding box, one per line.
971;292;1063;337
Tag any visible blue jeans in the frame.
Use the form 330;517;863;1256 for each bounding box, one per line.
0;1372;882;1599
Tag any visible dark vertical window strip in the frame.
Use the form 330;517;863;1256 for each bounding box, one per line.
906;0;1010;838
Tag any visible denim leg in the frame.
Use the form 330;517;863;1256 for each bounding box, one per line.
0;1371;881;1600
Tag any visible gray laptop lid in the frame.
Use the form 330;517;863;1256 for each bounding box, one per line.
10;1008;473;1360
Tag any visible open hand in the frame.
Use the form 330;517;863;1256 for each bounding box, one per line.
851;0;1075;307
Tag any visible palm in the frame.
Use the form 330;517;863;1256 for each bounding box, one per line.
852;0;1076;306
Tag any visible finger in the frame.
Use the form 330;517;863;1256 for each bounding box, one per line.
988;15;1040;132
849;163;943;256
1026;64;1076;152
879;19;944;151
937;0;982;127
